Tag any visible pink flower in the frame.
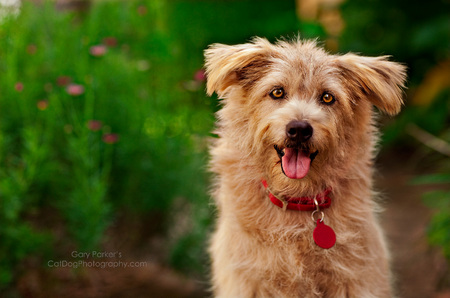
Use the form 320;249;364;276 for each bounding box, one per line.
102;37;118;47
66;84;85;96
90;45;107;57
102;133;119;144
37;100;49;110
194;69;206;82
87;120;102;131
57;76;71;86
15;82;24;92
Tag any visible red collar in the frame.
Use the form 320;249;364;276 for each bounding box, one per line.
262;179;331;211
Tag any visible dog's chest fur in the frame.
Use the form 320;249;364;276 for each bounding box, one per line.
210;145;390;297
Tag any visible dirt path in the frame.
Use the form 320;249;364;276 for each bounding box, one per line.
378;156;450;298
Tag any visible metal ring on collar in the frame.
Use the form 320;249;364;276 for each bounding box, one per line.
311;210;324;222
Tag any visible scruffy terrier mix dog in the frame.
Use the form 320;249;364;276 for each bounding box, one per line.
204;37;406;297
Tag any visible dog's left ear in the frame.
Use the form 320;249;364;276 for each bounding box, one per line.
336;54;407;115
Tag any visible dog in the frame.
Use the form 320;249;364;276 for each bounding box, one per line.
204;37;406;297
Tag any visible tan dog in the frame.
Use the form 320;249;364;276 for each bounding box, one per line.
205;37;406;297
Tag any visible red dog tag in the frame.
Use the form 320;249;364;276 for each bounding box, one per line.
313;219;336;249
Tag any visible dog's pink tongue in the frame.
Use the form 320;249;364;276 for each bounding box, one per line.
282;148;311;179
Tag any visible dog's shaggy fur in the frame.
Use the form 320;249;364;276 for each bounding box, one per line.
205;37;406;297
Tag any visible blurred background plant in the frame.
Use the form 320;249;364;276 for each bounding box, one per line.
0;0;448;296
0;0;214;288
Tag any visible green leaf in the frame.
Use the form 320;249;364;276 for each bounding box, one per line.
410;173;450;185
422;190;450;209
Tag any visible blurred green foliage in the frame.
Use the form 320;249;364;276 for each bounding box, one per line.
0;0;214;287
340;0;449;83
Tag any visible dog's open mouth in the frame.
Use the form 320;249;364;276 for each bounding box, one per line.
274;145;318;179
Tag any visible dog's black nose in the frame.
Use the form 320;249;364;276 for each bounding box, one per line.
286;121;313;142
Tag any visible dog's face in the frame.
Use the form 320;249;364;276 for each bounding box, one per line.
205;38;406;196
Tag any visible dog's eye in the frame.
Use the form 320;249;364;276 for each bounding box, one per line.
269;88;285;100
321;93;335;105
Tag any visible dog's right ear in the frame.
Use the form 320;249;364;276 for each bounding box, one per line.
204;38;272;97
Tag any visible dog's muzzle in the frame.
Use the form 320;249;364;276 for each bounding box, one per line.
274;120;318;180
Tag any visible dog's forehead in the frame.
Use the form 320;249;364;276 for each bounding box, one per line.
268;42;334;75
258;46;338;96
